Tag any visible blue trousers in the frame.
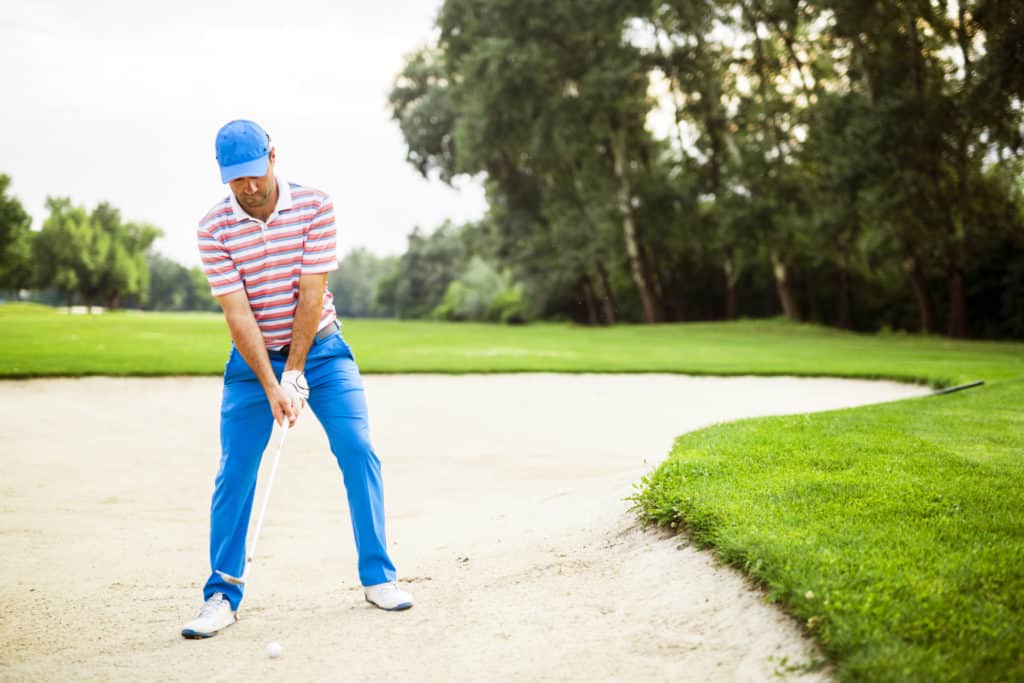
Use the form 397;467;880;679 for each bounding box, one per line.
203;332;396;610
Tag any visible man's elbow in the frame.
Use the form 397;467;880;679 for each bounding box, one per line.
298;274;328;303
221;305;255;335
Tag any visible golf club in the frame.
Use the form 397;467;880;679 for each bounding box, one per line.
215;420;290;586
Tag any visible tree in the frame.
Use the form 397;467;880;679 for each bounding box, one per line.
431;0;666;321
186;267;217;311
389;48;461;184
644;0;747;319
432;255;518;321
0;174;33;292
146;252;190;310
33;198;161;311
33;198;88;307
329;248;397;318
376;221;473;318
385;0;1024;337
144;252;215;311
91;202;161;309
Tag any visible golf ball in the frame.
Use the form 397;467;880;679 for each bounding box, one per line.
266;641;283;658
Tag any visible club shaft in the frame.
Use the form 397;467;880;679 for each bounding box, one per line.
246;422;289;566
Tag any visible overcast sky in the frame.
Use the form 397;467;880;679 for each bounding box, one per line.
0;0;486;266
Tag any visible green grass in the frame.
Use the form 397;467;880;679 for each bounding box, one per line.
0;303;1021;384
633;381;1024;681
3;302;1023;680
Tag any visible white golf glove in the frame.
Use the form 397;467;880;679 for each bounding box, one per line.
281;370;309;413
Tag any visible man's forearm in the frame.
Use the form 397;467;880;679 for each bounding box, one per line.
284;276;327;372
225;311;277;393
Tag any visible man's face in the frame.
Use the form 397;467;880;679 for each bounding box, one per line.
228;149;276;212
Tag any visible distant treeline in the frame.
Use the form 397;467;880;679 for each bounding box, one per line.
0;178;216;312
0;175;506;321
0;177;163;312
0;172;522;322
0;176;365;316
386;0;1024;338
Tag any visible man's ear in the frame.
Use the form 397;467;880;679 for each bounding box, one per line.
268;147;277;167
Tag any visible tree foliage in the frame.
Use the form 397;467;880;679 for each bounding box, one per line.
0;174;33;292
145;252;217;311
328;248;397;318
32;197;161;310
387;0;1024;338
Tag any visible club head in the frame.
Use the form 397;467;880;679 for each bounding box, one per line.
215;569;247;586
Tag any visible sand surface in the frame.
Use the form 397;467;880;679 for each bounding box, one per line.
0;374;928;682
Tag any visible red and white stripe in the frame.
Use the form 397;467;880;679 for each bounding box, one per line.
197;179;338;348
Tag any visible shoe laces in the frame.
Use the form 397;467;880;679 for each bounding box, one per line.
199;593;227;617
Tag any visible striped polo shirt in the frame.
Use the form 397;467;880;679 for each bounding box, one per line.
197;177;338;349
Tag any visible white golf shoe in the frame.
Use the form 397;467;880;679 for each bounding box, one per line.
364;582;414;611
181;592;237;639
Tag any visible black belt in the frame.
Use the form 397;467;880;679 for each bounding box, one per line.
269;320;340;359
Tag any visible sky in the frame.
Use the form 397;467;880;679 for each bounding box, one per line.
0;0;487;266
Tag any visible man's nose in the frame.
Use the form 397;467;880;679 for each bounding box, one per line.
245;180;258;194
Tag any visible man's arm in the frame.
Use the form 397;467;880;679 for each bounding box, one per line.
217;289;296;426
282;272;328;373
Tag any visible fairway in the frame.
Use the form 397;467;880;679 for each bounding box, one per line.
1;305;1022;385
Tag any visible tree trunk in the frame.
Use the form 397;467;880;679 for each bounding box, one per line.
838;247;852;330
593;263;617;325
750;0;816;98
947;268;968;338
580;277;598;326
723;256;738;320
770;252;799;321
651;22;692;162
949;4;973;340
904;258;933;334
609;126;660;323
565;158;616;324
641;244;667;321
851;35;874;104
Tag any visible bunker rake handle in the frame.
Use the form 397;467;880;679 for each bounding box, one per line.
930;380;984;397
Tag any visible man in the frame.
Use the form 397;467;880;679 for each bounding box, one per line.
181;119;412;639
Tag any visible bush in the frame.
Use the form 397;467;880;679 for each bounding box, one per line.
431;280;470;321
487;288;527;324
430;256;528;323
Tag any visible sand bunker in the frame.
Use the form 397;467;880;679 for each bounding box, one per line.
0;374;927;681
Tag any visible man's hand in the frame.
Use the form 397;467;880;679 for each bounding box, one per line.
267;384;298;427
280;370;309;419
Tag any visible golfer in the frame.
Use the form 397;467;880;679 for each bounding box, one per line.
181;119;413;639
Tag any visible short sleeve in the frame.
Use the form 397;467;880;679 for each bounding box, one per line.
198;227;244;296
301;197;338;274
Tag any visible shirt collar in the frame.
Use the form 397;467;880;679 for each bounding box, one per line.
229;175;292;224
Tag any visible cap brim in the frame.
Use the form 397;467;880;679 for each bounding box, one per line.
220;155;269;183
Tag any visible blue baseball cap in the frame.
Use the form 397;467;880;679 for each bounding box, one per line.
215;120;271;183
